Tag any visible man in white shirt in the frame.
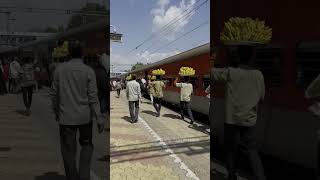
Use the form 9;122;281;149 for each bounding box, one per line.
174;76;195;124
212;46;266;180
126;75;141;123
9;58;21;93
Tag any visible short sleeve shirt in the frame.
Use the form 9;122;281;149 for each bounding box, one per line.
152;81;165;98
212;67;265;127
176;83;193;102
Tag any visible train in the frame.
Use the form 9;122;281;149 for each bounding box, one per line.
128;43;211;116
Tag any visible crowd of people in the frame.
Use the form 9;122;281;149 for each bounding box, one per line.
111;72;205;125
0;56;42;115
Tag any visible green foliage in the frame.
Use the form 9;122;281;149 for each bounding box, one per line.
131;62;145;71
67;3;107;30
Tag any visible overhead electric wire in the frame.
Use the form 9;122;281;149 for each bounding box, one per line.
140;11;194;53
139;0;208;54
127;0;208;54
150;20;209;55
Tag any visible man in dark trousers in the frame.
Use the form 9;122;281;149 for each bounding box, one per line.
50;40;104;180
126;75;141;123
151;75;165;117
212;46;266;180
174;76;195;124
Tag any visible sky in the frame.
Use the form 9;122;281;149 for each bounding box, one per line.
0;0;107;32
110;0;210;72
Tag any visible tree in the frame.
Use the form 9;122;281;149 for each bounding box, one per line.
28;25;64;33
131;62;145;71
67;3;107;30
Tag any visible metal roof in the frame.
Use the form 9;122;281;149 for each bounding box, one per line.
129;43;210;74
0;18;108;53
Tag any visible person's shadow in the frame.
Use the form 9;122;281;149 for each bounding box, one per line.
141;110;158;117
34;172;65;180
162;114;181;119
121;116;132;123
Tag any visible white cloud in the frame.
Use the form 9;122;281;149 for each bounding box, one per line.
151;0;196;41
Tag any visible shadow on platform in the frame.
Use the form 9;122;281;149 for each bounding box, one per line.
188;124;210;135
121;116;132;123
98;155;109;162
110;136;210;164
14;109;27;116
143;101;152;105
162;113;181;119
141;110;158;117
0;147;12;152
34;172;65;180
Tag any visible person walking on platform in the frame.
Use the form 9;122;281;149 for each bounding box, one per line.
1;59;9;94
205;85;210;99
19;57;36;116
212;46;266;180
151;75;165;117
126;75;141;123
174;76;195;124
115;80;122;97
9;57;21;94
92;59;109;119
34;65;41;92
147;75;155;103
305;73;320;180
50;40;105;180
0;60;7;95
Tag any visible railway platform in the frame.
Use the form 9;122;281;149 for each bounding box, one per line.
0;88;107;180
110;90;210;180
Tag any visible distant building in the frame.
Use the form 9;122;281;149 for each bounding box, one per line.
0;31;55;52
111;71;127;78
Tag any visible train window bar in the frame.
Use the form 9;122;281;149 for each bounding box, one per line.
255;47;283;87
297;43;320;88
203;74;210;90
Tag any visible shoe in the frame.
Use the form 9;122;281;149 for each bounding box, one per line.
227;173;237;180
190;120;194;124
26;109;31;116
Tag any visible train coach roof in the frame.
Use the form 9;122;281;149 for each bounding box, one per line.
129;43;210;74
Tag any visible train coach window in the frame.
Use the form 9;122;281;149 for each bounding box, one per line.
189;77;199;89
296;42;320;88
163;77;173;86
255;47;283;87
203;75;210;90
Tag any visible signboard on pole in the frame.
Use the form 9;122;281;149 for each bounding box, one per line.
110;32;122;43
